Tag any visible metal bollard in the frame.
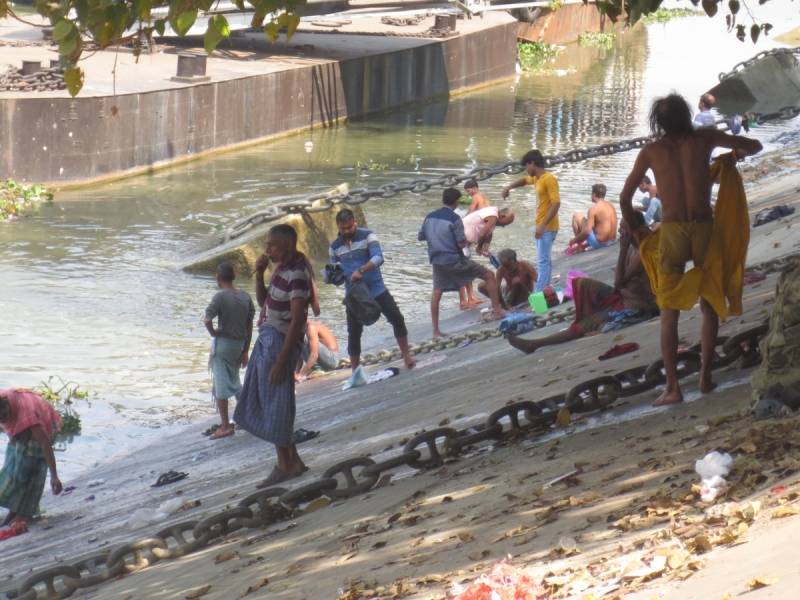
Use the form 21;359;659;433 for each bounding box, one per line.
434;15;451;31
448;14;457;31
49;59;61;69
176;54;197;78
22;61;42;76
192;53;208;76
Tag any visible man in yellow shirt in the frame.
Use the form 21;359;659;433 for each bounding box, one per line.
502;150;561;292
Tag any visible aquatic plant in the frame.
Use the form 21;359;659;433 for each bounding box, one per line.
34;376;88;435
640;7;704;25
517;42;561;74
0;179;53;221
547;0;563;11
578;32;616;49
355;160;389;171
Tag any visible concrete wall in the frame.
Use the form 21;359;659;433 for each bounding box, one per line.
710;53;800;115
0;22;518;186
517;3;615;45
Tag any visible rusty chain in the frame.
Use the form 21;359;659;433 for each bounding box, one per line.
718;46;800;81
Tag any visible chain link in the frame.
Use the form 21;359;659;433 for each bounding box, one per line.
719;46;800;81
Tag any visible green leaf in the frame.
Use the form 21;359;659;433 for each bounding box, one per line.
204;16;225;54
52;19;74;41
212;14;230;37
736;23;746;41
138;0;152;21
264;21;280;42
154;18;166;36
233;0;245;10
64;67;84;97
728;0;739;14
175;9;198;36
59;34;77;57
750;23;760;43
285;13;301;42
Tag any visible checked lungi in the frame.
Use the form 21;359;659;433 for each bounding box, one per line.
432;259;488;292
568;278;651;336
0;426;59;518
209;337;245;401
233;324;300;447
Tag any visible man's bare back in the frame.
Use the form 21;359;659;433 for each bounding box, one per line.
588;200;618;243
623;128;762;224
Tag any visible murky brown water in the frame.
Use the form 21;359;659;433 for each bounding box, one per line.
2;4;798;475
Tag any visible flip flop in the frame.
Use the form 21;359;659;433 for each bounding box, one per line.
151;470;188;487
202;424;220;436
209;428;235;440
292;429;321;444
255;466;303;489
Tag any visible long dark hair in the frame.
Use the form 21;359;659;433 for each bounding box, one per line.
648;93;694;139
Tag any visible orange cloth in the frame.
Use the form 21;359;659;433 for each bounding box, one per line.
638;153;748;321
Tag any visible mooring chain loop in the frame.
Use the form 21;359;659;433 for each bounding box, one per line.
361;450;422;478
105;537;168;574
486;401;544;432
192;507;251;540
236;487;290;529
62;550;123;590
322;457;381;498
16;566;82;600
402;428;459;469
564;376;624;412
151;521;214;559
279;478;338;509
719;46;800;81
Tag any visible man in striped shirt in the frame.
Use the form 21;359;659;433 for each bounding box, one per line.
330;209;416;370
234;224;312;487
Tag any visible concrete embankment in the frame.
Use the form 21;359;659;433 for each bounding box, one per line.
710;50;800;115
0;12;517;186
1;149;799;598
517;2;620;45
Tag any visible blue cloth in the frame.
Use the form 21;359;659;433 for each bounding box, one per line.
534;230;558;293
586;230;616;250
234;324;301;447
600;308;656;333
643;197;662;225
329;228;387;298
418;206;467;265
694;110;716;127
499;312;533;333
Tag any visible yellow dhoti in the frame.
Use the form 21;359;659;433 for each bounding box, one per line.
639;153;749;322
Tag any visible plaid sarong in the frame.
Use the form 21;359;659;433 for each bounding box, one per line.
209;337;245;401
0;426;58;517
233;324;300;447
568;278;652;336
432;259;488;292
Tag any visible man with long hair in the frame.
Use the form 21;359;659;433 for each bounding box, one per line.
620;93;762;407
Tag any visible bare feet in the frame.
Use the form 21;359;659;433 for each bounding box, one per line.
699;377;718;394
507;335;537;355
405;358;417;370
433;330;449;339
459;302;480;311
469;297;488;305
652;390;684;406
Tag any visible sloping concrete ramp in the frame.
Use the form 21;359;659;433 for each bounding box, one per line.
710;51;800;115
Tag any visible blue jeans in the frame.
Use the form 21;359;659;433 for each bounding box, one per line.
534;230;558;293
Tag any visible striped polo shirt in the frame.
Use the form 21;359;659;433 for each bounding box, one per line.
265;252;311;335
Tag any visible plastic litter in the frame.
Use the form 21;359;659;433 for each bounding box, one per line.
60;486;76;496
128;498;193;530
85;495;95;501
455;562;544;600
87;478;105;488
0;521;28;542
695;451;733;502
342;365;370;390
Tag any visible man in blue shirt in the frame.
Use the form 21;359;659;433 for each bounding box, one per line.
694;93;716;127
330;209;416;371
418;188;505;338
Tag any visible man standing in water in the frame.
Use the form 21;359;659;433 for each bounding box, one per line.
502;150;561;292
329;209;416;371
204;262;255;440
235;225;312;487
620;93;762;407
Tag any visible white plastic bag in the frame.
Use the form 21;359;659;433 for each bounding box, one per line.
695;451;733;502
127;497;189;530
342;365;370;391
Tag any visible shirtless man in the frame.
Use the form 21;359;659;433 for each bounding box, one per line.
459;180;492;309
569;184;617;252
620;93;762;407
295;320;340;381
479;248;537;309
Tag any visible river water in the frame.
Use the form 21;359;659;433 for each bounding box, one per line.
2;5;799;476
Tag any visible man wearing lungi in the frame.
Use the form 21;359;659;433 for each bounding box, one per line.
419;188;505;338
234;225;314;487
0;389;63;526
204;261;255;440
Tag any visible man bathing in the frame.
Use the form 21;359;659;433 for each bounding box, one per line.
459;206;515;309
508;213;655;354
296;320;340;381
419;188;505;338
482;248;538;310
619;93;762;407
569;184;617;252
464;179;490;213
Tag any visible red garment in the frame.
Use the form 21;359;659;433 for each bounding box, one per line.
0;521;29;541
598;342;641;360
0;389;61;439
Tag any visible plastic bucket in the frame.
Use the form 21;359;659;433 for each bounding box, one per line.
529;292;548;314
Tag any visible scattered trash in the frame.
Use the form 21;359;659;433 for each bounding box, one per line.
458;341;471;348
87;478;105;488
60;486;76;496
128;497;195;530
543;469;582;489
753;204;795;227
598;342;640;361
85;495;95;502
695;451;733;502
369;367;399;383
455;562;544;599
304;141;314;152
414;354;447;369
192;453;205;462
0;521;28;542
151;470;188;487
342;365;370;390
742;270;767;286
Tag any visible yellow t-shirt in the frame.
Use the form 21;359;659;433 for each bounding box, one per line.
525;172;560;231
